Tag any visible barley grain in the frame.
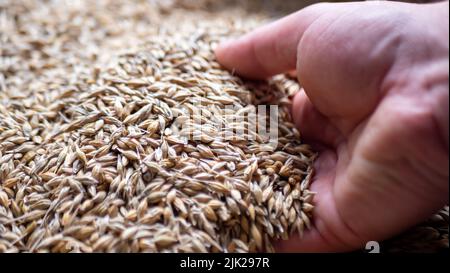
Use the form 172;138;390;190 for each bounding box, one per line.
0;0;444;254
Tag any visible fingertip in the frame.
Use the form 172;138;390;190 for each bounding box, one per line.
292;90;311;130
215;37;269;80
214;40;233;65
292;91;343;148
215;38;256;78
272;234;309;253
273;228;333;253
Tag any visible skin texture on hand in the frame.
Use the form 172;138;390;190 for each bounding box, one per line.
215;1;449;252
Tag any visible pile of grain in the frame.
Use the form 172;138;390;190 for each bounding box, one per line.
381;206;448;253
0;0;315;252
0;0;447;253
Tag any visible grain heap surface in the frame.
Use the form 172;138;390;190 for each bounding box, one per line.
0;0;447;253
0;0;315;252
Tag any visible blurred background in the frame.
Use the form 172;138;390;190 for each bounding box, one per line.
159;0;442;17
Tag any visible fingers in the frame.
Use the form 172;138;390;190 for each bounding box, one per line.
296;2;406;134
217;1;402;136
274;228;337;253
292;91;343;148
274;221;353;252
215;3;335;79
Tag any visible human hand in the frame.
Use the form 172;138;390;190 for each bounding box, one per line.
215;1;449;252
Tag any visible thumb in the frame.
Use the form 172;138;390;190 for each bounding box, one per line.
215;3;337;79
